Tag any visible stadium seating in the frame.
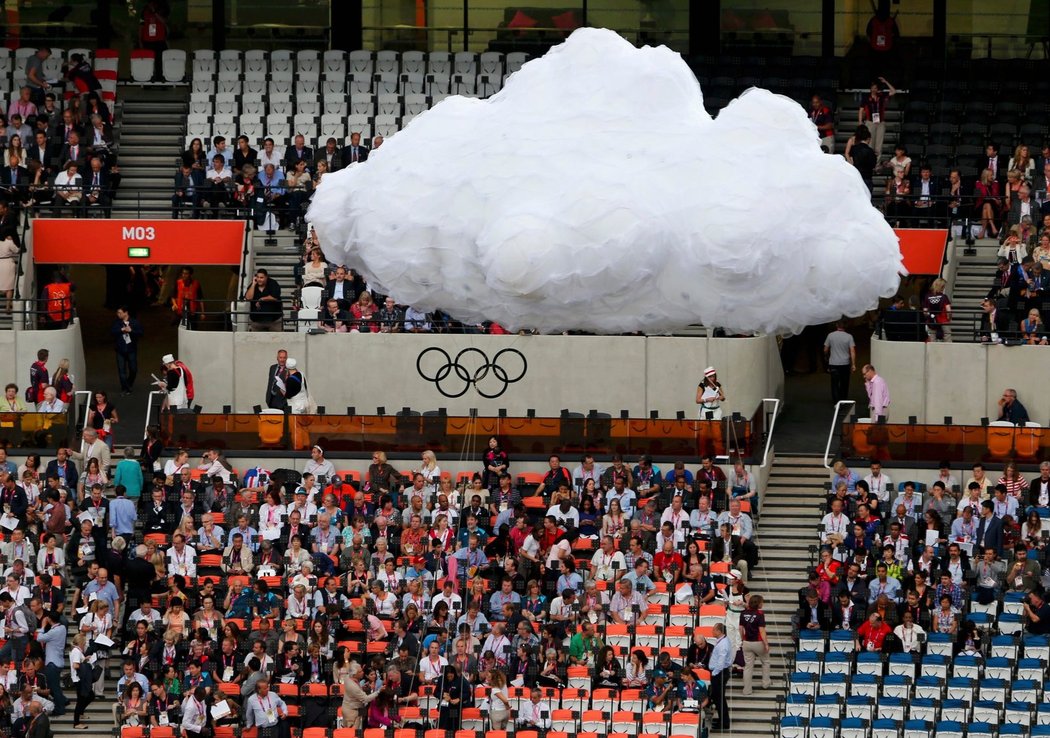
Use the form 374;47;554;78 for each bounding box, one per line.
180;49;522;150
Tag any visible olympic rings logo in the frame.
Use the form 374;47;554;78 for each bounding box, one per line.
416;347;528;399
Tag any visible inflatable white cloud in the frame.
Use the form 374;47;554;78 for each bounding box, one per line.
308;28;903;334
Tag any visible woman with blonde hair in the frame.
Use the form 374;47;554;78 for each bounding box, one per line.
366;450;400;499
51;357;74;404
1009;144;1034;180
418;449;441;495
923;278;952;342
974;168;1001;238
1021;309;1048;345
70;632;94;729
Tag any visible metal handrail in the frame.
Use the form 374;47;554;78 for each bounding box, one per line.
759;397;781;468
823;400;856;469
72;390;92;433
144;391;167;441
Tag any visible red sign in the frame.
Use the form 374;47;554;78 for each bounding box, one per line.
895;228;949;276
33;219;245;264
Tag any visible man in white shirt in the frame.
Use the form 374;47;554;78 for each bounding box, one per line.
660;495;690;536
608;579;647;626
36;387;65;413
931;461;959;495
589;536;626;582
516;690;552;730
571;454;604;488
689;496;718;539
864;460;893;502
546;497;579;530
303;445;335;481
166;534;197;578
127;601;162;629
820;498;850;545
197;449;232;485
431;580;463;613
481;622;513;665
53;161;82;212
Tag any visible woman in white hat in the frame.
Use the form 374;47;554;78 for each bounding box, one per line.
722;569;749;672
282;358;313;414
696;367;725;420
159;353;190;410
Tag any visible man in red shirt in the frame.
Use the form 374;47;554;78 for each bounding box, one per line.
810;95;835;154
653;538;684;586
855;611;891;652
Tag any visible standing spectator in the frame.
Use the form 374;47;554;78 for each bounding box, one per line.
171;266;203;328
975;168;1002;239
27;350;49;406
63;54;101;99
24;49;51;107
823;320;856;404
51;358;74;405
110;307;142;395
858;76;896;161
245;269;283;332
113;447;143;504
696;366;725;420
265;349;289;411
707;622;732;730
923;278;952;342
139;1;169;80
862;363;890;420
158;353;192;410
809;95;835;153
848;126;877;190
739;594;771;695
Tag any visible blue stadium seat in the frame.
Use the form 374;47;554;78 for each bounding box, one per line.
915;675;944;700
1036;709;1050;728
814;694;843;719
840;717;868;738
979;677;1007;703
999;611;1023;635
935;720;965;738
939;700;969;723
1012;679;1040;703
991;634;1019;660
904;719;932;738
824;651;852;675
920;654;948;680
795;650;823;674
845;695;874;721
786;693;813;719
999;725;1027;737
877;697;905;722
799;629;825;652
883;674;911;700
780;716;808;738
1005;703;1033;727
791;672;818;696
850;673;879;700
972;700;1001;724
888;651;916;678
818;673;848;699
909;697;938;723
1024;634;1050;662
984;656;1014;680
872;719;900;738
1017;658;1044;683
968;722;993;738
946;677;975;703
809;716;837;738
966;611;992;627
926;632;953;656
855;650;882;676
952;654;980;680
829;629;854;652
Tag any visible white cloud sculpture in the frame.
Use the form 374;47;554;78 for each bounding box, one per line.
308;28;903;334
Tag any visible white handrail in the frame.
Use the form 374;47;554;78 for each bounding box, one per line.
823;400;857;469
72;390;92;432
143;390;166;439
759;397;781;468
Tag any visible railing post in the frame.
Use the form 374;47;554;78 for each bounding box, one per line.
823;400;856;469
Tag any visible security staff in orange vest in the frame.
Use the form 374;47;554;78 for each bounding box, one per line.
40;272;73;328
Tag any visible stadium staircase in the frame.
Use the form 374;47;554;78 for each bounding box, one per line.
115;84;189;218
951;238;1004;342
729;453;827;737
248;229;307;326
834;92;902;194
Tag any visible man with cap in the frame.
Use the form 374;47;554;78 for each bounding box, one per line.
156;353;191;410
303;445;335;481
696;366;726;420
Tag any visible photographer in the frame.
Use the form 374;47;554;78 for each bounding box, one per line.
1024;588;1050;635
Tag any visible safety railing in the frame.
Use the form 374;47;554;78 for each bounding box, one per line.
158;409;758;460
11;296;77;331
838;419;1050;465
758;398;781;468
875;307;1050;345
823;400;856;469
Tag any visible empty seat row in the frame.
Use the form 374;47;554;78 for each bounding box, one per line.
188;71;504;99
189;92;447;119
160;48;528;86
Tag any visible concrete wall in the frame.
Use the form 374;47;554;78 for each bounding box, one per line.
180;328;784;418
0;320;85;401
871;337;1050;425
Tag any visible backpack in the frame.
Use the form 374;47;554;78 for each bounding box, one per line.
175;361;195;401
16;604;37;634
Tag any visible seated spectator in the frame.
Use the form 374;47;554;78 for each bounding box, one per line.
350;292;378;333
244;269;283;332
182;137;207;171
258;138;282;170
341;132;368;167
171;163;203;219
285;159;313;226
202;155;232;217
404;306;430;333
232;135;257;177
207;135;231;166
893;609;925;653
998;388;1029;425
319;299;348;333
377;297;403;333
52;161;82;215
314;137;341;173
884;170;911;226
1025;588;1050;635
302;246;327;288
283;135;312;172
855;610;891;652
1020;308;1048;345
257;163;286;229
82;156;115;217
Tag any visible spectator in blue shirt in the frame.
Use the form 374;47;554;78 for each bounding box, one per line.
108;485;137;540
